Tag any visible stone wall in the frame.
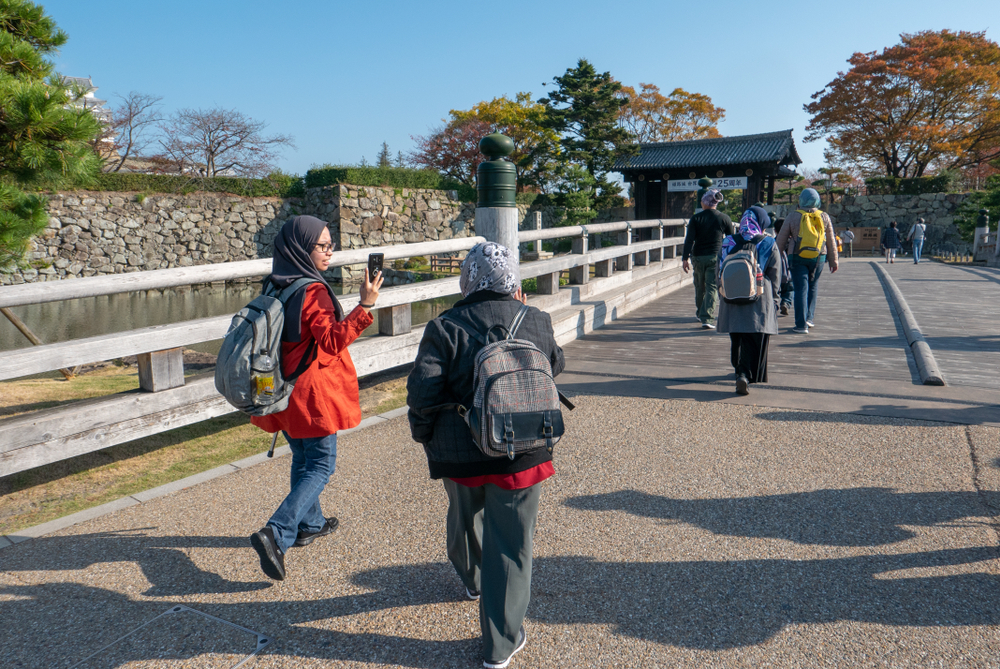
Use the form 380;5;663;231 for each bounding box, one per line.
773;192;972;251
1;185;597;285
2;192;296;285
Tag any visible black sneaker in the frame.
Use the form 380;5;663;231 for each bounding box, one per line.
736;376;750;396
293;516;339;547
483;625;526;668
250;526;285;581
465;586;481;601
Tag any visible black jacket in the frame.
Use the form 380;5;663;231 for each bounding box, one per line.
682;209;734;260
406;291;566;479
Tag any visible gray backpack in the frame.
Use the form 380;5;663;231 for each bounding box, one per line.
719;234;764;304
442;305;569;460
215;277;318;417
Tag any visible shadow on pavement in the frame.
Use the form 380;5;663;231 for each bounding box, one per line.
529;547;1000;650
0;530;270;597
564;488;999;546
1;562;478;668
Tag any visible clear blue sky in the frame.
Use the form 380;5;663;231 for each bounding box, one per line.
40;0;1000;177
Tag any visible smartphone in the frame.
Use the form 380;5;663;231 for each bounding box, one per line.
368;253;384;278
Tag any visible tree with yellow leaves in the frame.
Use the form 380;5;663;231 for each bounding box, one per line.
617;83;725;143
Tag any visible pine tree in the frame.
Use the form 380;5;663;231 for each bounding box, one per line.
538;59;634;209
376;141;391;169
0;0;102;268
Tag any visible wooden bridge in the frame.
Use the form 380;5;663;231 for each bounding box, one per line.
3;232;1000;667
0;218;690;476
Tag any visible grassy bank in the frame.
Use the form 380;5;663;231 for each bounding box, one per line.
0;365;408;535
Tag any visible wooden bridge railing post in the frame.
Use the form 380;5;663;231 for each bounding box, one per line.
649;222;664;263
137;347;185;392
615;223;634;272
378;304;411;336
569;226;589;285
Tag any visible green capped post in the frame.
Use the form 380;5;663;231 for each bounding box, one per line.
477;133;517;208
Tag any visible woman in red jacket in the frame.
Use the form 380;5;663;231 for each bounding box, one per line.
249;215;383;581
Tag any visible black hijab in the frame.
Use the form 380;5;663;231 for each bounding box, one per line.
268;215;344;342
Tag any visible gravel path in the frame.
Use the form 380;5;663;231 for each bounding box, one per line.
3;396;1000;668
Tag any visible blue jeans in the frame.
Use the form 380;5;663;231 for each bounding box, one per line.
267;432;337;553
912;238;924;263
790;255;825;330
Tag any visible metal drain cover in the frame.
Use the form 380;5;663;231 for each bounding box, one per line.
69;604;272;668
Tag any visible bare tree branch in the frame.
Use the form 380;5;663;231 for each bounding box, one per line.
157;107;295;178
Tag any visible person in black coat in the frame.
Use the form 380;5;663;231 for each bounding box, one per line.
407;241;564;668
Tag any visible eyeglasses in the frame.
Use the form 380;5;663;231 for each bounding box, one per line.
312;243;335;253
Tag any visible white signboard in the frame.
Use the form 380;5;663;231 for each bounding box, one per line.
667;176;747;192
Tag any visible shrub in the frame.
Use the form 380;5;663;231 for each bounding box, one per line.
864;172;958;195
73;171;305;198
306;165;476;200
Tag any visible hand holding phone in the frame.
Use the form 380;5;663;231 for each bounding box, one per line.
368;253;384;278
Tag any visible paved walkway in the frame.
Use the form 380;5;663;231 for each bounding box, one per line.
3;260;1000;668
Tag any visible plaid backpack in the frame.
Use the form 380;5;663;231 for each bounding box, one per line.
441;304;567;460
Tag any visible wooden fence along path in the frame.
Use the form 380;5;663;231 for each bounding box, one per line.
0;219;689;476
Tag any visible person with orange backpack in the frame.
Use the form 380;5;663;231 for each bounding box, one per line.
775;189;839;334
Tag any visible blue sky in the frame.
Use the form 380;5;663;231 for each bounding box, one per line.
41;0;1000;177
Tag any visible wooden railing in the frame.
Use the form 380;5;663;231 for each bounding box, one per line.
0;219;686;476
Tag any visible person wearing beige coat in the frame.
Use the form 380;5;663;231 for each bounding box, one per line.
774;189;839;333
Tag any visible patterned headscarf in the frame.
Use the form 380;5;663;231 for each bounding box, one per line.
799;188;821;209
459;242;520;297
720;207;775;273
701;188;723;208
738;207;770;241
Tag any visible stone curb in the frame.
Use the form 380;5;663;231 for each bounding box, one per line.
0;405;411;550
871;262;946;386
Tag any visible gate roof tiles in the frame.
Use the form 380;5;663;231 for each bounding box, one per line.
614;130;801;172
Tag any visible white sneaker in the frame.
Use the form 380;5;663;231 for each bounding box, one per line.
484;626;526;669
466;586;480;601
806;321;815;328
792;327;809;334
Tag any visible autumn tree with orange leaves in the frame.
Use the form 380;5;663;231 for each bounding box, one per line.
617;84;725;143
805;30;1000;178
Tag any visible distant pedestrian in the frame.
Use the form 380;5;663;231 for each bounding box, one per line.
717;206;779;395
840;228;855;258
248;216;384;581
907;218;927;264
773;217;793;316
882;221;902;264
775;188;839;334
406;242;565;669
682;188;735;330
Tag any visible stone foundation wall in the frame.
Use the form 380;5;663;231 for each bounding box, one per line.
2;192;297;285
773;193;972;251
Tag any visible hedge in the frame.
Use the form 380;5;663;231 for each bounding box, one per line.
71;172;306;198
864;173;957;195
305;165;476;201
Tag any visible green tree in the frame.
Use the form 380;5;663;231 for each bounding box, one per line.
376;141;391;168
450;92;561;191
538;59;635;209
0;0;101;268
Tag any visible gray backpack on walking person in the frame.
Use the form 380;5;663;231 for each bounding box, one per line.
215;277;318;417
719;234;765;304
433;304;572;460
